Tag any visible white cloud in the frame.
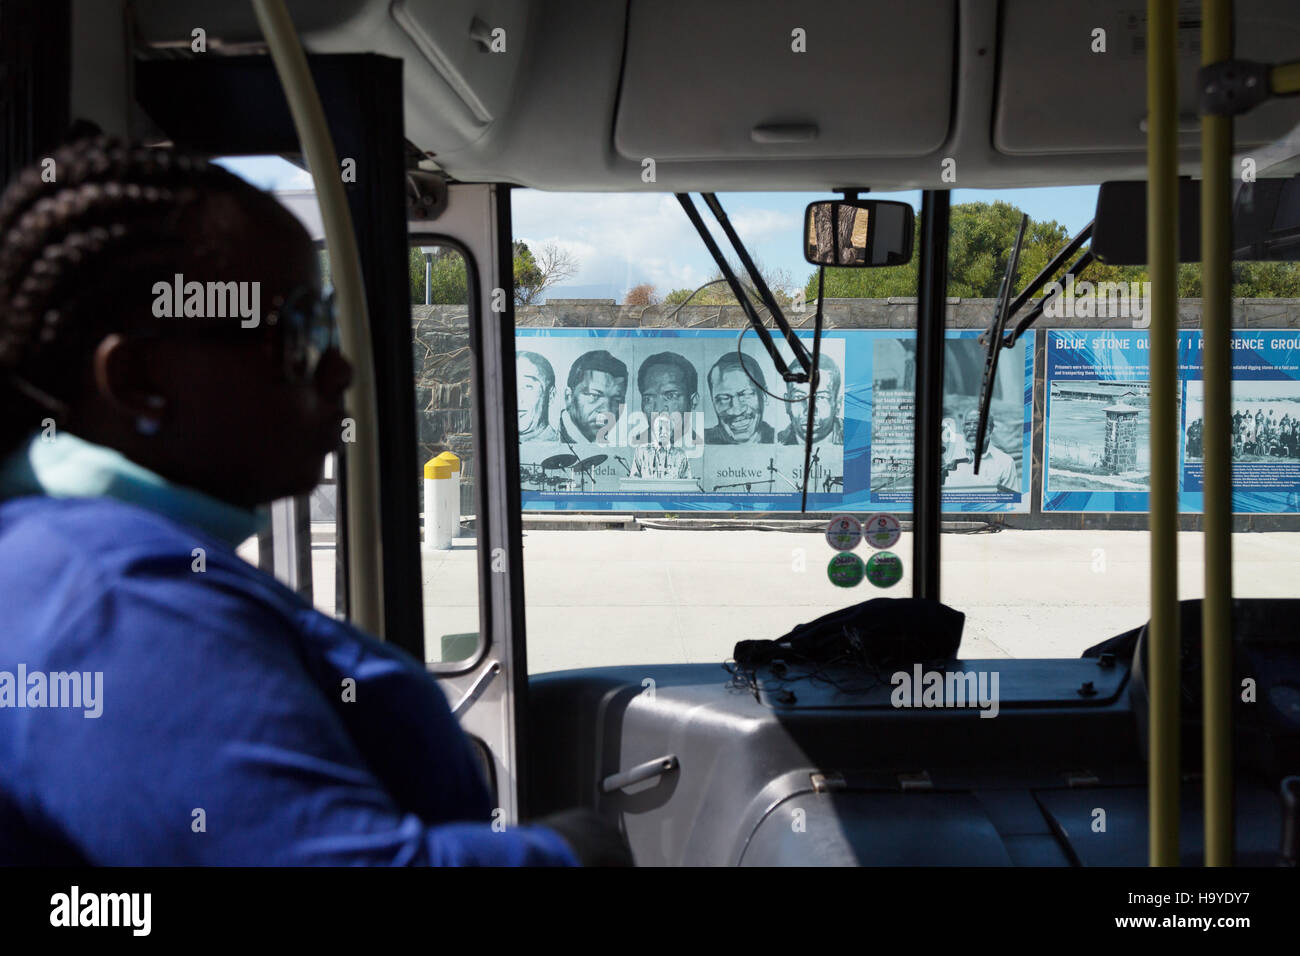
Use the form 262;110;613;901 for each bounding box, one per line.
512;192;808;300
727;207;800;243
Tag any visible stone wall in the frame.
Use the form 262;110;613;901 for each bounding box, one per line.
410;297;1300;525
1101;406;1141;475
413;306;475;511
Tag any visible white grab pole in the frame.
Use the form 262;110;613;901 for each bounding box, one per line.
252;0;384;636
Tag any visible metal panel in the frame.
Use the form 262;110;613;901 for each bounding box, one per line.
414;183;531;822
528;662;1146;866
389;0;532;125
1037;786;1282;867
740;792;1012;866
615;0;955;161
995;0;1300;154
259;495;313;601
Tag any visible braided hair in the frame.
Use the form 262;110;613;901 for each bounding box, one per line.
0;136;300;458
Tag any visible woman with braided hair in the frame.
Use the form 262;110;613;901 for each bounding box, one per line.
0;138;618;865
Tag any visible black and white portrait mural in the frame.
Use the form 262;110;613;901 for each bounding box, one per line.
515;328;1030;513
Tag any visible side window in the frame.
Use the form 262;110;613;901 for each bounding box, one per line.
307;247;339;615
247;244;340;616
410;242;482;668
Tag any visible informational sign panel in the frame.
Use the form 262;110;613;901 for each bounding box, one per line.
1043;329;1300;514
871;329;1033;513
515;328;1033;513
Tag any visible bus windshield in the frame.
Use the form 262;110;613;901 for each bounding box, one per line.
451;185;1300;673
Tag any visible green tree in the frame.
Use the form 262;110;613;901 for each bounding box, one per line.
946;202;1070;297
408;246;468;304
1230;261;1300;298
1078;259;1300;298
665;257;796;309
512;241;543;303
806;202;1073;300
407;241;585;306
513;240;578;305
805;199;1300;300
1080;259;1201;297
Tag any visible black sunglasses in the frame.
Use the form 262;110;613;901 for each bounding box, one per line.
125;285;339;385
264;286;339;384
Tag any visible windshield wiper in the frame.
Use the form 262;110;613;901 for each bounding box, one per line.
972;213;1027;475
969;217;1097;475
999;220;1094;348
677;192;828;512
676;193;812;382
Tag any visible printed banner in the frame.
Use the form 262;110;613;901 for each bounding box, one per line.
515;327;1033;513
1043;329;1300;513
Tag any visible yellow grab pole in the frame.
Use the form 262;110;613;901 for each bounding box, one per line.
1271;61;1300;95
1201;0;1235;867
1147;0;1181;867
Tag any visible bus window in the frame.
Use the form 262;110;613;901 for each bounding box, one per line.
221;155;484;662
410;242;482;667
219;157;342;616
503;185;1300;672
944;185;1300;657
507;190;918;673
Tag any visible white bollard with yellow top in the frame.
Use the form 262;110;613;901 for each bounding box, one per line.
439;451;461;542
423;452;460;550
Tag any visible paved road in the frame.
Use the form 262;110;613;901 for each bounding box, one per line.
264;528;1300;674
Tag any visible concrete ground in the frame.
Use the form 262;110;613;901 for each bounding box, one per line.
287;527;1300;674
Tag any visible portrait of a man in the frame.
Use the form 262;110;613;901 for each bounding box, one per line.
516;351;558;442
630;414;692;479
704;352;774;444
945;407;1018;491
560;349;628;444
777;354;844;445
639;351;698;418
638;350;701;445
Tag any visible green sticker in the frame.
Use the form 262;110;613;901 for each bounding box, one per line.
865;551;904;588
827;552;865;588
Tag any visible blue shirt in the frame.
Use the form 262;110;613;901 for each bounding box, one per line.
0;433;576;865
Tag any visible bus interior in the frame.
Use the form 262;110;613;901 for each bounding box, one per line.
11;0;1300;867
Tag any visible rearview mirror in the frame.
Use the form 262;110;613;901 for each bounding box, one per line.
1093;176;1300;265
803;199;914;267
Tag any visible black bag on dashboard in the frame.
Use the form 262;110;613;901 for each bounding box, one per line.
732;597;965;672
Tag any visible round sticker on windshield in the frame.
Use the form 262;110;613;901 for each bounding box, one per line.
825;515;862;552
865;551;904;588
863;513;901;550
827;552;865;588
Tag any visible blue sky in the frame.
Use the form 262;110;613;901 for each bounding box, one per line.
219;155;1100;301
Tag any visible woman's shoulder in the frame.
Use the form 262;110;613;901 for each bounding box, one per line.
0;495;300;625
0;494;396;651
2;494;240;564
